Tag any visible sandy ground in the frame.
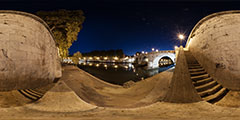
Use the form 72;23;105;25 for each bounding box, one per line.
61;65;173;108
0;100;240;120
0;65;239;119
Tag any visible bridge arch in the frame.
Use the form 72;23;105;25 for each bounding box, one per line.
151;53;175;69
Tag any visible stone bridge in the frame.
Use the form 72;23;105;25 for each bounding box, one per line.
135;50;175;69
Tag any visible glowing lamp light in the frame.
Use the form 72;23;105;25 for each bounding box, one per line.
104;57;108;60
96;64;99;67
152;48;155;51
156;49;159;52
142;51;144;54
114;65;118;68
178;34;185;40
174;46;178;49
145;58;149;62
114;57;119;60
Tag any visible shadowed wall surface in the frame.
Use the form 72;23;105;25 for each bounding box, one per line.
0;10;61;91
186;10;240;90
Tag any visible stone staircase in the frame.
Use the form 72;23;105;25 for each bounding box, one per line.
18;89;44;101
185;51;229;103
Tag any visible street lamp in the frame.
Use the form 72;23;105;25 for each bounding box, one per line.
152;48;155;51
178;34;185;46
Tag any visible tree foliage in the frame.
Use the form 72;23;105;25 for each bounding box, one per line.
73;51;82;58
36;9;85;58
71;51;82;64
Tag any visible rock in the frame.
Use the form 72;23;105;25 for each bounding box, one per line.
123;80;136;88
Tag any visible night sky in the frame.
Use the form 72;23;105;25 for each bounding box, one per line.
0;0;240;55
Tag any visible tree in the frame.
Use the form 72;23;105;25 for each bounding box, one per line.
36;9;85;58
71;51;82;64
73;51;82;58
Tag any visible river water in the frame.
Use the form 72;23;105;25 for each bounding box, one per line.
78;62;174;85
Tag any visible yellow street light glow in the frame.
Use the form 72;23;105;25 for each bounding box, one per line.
114;65;118;68
152;48;155;51
89;57;93;60
156;49;159;52
124;66;128;69
145;58;149;62
114;56;119;60
178;34;185;40
104;57;108;60
175;46;178;49
142;51;144;54
89;63;93;66
96;57;100;60
104;64;107;67
96;64;99;67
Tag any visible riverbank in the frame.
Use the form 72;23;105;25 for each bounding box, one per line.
0;65;239;119
61;65;174;108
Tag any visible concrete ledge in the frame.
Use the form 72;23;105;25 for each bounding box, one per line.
163;47;202;103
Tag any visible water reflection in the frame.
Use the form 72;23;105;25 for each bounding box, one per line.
78;62;174;85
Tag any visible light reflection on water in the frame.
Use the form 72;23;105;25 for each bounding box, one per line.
78;62;174;85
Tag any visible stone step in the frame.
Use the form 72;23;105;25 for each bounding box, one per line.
25;89;43;98
191;74;210;81
193;77;213;86
189;68;205;72
195;80;218;92
198;84;222;97
18;89;41;101
28;89;44;96
190;71;207;76
202;88;229;103
188;66;203;69
188;64;201;66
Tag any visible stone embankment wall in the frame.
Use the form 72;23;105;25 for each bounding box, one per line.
0;10;61;91
186;11;240;90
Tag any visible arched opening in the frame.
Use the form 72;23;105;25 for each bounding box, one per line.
158;56;174;67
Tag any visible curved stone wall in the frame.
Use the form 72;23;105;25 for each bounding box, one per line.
186;10;240;90
0;10;61;91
